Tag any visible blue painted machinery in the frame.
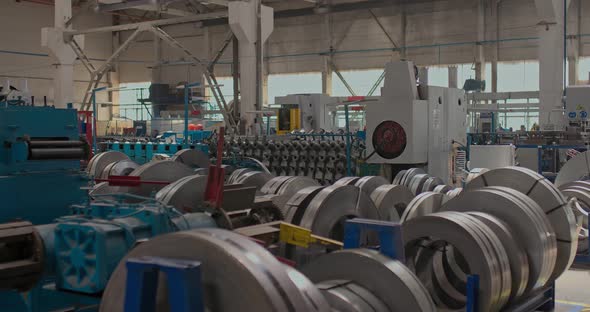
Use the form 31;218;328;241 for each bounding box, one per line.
104;130;211;165
0;105;88;224
0;197;217;311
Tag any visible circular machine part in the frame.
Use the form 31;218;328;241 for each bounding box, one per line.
315;280;389;312
89;182;120;200
100;229;329;312
400;192;447;222
555;151;590;187
465;168;489;184
393;170;407;185
354;176;389;196
121;160;195;200
299;185;380;241
421;177;444;193
235;171;274;193
272;177;320;215
284;186;326;225
557;180;590;192
445;188;463;200
333;176;361;187
302;249;436;312
562;188;590;216
433;184;453;194
467;212;529;303
86;151;129;177
371;120;408;159
466;166;577;283
403;212;509;312
227;168;252;184
401;168;426;188
441;187;555;293
194;168;209;176
431;248;467;309
261;176;294;195
409;174;430;195
154;175;208;213
485;186;558;287
170;149;210;169
370;184;414;222
98;160;139;180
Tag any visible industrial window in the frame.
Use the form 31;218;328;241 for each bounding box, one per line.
267;72;322;104
578;57;590;83
457;63;492;91
117;82;151;121
497;61;539;92
427;66;448;87
331;69;385;96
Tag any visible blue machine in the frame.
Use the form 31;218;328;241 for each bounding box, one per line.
105;131;210;165
0;197;217;312
0;105;88;224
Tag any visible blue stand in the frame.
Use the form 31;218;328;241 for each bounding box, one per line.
343;219;555;312
124;257;204;312
575;215;590;264
343;218;404;261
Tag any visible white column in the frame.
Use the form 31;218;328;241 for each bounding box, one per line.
535;0;572;130
322;14;333;96
448;66;458;88
41;0;79;108
475;0;486;82
229;1;274;135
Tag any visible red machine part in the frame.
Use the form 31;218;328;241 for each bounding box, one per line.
77;111;93;159
372;120;407;159
205;127;226;209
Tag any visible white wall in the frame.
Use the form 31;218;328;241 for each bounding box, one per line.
0;1;113;114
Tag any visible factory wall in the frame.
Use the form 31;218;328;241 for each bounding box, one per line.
0;1;113;117
115;0;590;88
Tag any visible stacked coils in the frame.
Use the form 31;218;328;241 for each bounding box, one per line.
400;166;577;311
100;228;436;312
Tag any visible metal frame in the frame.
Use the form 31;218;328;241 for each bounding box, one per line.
343;218;404;261
124;256;204;312
575;214;590;264
63;13;238;133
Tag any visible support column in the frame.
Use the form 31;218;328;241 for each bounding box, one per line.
229;1;274;135
475;0;487;82
322;12;333;96
535;0;572;130
110;18;121;119
448;66;458;88
567;0;581;86
41;0;80;107
492;0;499;95
418;67;429;85
400;4;407;60
152;37;162;83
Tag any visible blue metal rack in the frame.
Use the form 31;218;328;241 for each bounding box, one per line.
342;218;556;312
124;257;204;312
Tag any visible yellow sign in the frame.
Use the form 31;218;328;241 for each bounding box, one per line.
279;223;343;249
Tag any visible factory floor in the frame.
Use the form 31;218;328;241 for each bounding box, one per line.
556;269;590;311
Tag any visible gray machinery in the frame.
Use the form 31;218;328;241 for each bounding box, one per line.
274;94;336;131
365;61;467;184
565;85;590;128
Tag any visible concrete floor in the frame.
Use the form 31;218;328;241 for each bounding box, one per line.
555;269;590;312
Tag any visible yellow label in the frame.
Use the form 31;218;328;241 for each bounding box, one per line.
279;223;312;248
